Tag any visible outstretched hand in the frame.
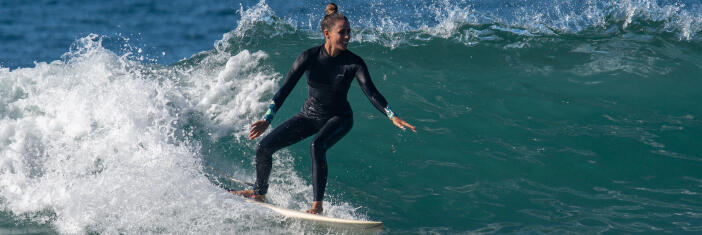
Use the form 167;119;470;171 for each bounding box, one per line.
391;117;417;132
249;120;270;140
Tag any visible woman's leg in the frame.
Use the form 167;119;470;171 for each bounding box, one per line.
309;114;354;203
253;114;318;197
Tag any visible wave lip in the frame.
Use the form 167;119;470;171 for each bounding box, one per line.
224;0;701;49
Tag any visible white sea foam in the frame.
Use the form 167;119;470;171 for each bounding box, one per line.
416;0;701;43
215;0;297;53
0;34;366;234
227;0;702;48
188;49;279;139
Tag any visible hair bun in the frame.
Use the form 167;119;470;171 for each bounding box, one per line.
325;3;338;16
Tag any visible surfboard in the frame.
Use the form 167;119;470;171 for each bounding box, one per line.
243;198;384;229
221;176;383;229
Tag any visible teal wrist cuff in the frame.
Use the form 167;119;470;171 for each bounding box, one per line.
384;106;397;119
263;102;277;124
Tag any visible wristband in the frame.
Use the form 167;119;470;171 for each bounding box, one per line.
384;106;397;120
263;102;277;124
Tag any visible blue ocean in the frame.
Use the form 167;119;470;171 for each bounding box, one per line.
1;0;701;234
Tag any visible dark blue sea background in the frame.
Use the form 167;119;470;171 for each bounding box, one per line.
1;0;702;234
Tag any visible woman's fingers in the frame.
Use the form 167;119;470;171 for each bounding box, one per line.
403;121;417;132
249;129;262;140
393;121;405;130
392;118;417;132
248;120;269;140
248;130;256;139
249;122;262;140
401;120;416;132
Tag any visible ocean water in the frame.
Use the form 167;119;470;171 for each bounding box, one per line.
1;0;702;234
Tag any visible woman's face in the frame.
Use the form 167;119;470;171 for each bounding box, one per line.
325;19;350;52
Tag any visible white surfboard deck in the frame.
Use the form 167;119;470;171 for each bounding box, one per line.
224;175;383;229
243;198;384;229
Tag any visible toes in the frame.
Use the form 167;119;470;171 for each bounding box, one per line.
305;209;322;214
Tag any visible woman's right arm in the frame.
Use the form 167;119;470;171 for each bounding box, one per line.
271;51;309;111
261;51;309;123
250;51;310;140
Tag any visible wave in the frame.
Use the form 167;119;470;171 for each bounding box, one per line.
2;1;701;233
0;34;367;233
222;0;701;50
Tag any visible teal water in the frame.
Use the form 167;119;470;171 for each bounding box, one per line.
207;29;702;234
2;0;702;234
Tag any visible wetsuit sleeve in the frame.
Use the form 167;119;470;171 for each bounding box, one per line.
355;59;390;115
272;51;310;108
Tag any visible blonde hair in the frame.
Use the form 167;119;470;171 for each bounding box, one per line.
325;3;338;15
320;3;347;32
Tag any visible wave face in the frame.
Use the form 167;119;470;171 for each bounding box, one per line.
2;0;702;234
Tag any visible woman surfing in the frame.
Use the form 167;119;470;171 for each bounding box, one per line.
232;3;416;214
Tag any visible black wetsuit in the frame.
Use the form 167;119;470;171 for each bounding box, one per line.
254;45;390;201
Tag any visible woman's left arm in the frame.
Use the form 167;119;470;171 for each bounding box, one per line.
356;59;417;132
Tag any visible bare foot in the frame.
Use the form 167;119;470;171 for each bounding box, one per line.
229;189;265;202
305;201;323;214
